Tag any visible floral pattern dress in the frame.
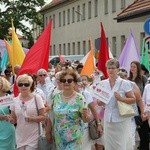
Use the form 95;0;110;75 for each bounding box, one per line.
50;92;86;150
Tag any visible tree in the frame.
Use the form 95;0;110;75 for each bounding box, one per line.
0;0;45;48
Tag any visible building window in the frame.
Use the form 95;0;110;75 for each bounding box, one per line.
68;43;70;55
63;11;66;26
59;12;61;27
53;45;56;55
53;14;55;28
88;40;91;51
88;1;91;19
72;7;75;23
112;37;117;57
82;3;86;20
59;44;61;54
77;5;80;22
83;41;86;55
94;0;98;17
45;17;48;26
72;42;75;55
67;9;70;24
121;35;126;51
49;16;51;21
77;42;80;54
63;43;66;55
104;0;108;14
121;0;125;9
112;0;116;12
50;45;52;55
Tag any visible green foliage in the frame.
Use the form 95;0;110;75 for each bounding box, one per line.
0;0;45;48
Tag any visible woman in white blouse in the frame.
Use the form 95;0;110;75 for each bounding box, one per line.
97;59;135;150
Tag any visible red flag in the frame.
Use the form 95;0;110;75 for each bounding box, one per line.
14;20;53;96
58;54;65;62
97;22;109;78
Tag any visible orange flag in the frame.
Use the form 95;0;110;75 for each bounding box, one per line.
80;38;95;77
4;39;13;65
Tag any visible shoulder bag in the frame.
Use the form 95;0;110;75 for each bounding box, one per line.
117;80;135;117
89;119;103;140
34;95;55;150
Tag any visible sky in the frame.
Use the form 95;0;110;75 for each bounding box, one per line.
0;0;52;35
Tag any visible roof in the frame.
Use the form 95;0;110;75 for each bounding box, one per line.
115;0;150;22
39;0;67;13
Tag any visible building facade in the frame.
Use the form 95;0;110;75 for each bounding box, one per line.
39;0;145;58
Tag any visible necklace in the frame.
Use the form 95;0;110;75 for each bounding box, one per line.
62;91;75;99
20;94;33;101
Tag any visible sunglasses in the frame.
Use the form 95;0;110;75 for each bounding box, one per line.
39;74;46;77
6;73;11;76
18;83;30;87
60;78;74;83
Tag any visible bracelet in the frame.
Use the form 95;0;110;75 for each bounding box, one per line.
97;122;101;125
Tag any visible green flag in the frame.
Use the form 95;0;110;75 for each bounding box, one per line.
140;38;150;71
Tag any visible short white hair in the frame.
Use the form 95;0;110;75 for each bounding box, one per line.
37;69;47;75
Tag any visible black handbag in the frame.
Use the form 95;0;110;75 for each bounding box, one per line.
89;119;102;140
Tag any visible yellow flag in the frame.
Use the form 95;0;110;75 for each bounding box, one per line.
81;38;95;77
11;19;25;71
4;39;13;65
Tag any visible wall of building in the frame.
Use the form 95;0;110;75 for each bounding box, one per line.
39;0;145;58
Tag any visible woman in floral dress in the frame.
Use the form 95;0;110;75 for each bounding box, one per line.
49;69;89;150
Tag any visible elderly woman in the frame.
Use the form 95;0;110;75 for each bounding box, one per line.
97;59;135;150
0;77;16;150
10;74;45;150
36;68;55;98
48;69;89;150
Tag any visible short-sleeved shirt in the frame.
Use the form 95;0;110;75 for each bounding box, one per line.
97;77;132;122
10;94;44;149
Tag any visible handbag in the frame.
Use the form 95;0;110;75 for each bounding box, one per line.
89;119;102;140
34;95;55;150
117;80;135;117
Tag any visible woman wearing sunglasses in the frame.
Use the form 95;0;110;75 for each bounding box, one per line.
48;69;89;150
0;77;16;150
10;74;45;150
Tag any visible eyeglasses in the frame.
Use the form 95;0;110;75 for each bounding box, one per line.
119;69;127;73
107;67;117;70
6;73;11;76
18;83;30;87
60;78;74;83
39;74;46;77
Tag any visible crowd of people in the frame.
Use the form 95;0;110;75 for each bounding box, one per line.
0;58;150;150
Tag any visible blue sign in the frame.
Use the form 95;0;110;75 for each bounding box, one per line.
144;19;150;35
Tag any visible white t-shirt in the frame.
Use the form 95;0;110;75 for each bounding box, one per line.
10;94;44;149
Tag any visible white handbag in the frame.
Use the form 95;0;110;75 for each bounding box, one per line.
117;80;135;117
